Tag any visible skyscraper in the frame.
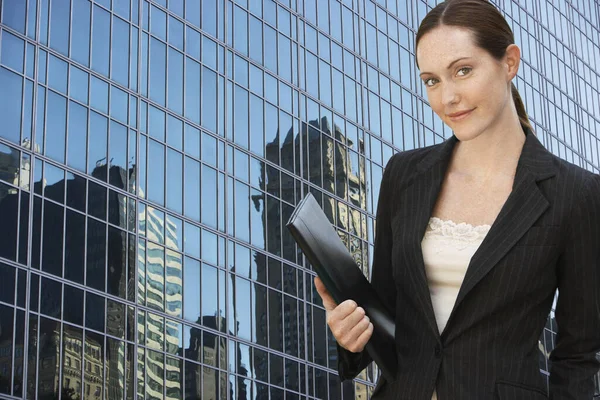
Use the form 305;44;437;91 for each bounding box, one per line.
0;0;598;398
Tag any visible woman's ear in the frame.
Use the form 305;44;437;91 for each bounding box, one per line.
504;44;521;81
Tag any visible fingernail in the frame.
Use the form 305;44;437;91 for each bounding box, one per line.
364;316;370;323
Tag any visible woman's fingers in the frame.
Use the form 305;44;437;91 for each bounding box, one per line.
314;276;338;311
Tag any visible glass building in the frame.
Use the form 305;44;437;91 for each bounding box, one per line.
0;0;598;398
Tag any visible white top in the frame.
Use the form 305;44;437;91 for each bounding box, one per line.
421;217;491;400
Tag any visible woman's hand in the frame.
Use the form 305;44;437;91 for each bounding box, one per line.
314;276;374;353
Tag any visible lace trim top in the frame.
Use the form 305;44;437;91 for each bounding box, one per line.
423;217;491;252
422;217;491;400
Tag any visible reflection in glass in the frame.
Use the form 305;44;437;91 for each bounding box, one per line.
71;0;91;66
48;54;68;95
110;86;128;125
26;314;38;398
147;242;165;312
0;305;13;395
165;249;183;317
111;16;130;87
183;157;200;221
165;356;182;399
201;262;218;319
107;226;127;299
63;284;84;326
168;47;184;115
84;331;104;400
201;229;218;266
66;101;88;172
268;288;283;351
146;349;164;400
61;324;83;399
166;148;183;214
37;316;60;398
0;67;23;145
40;276;62;319
234;180;249;242
108;122;127;189
201;165;218;229
149;38;166;106
201;66;217;132
86;218;106;291
41;200;64;277
147;140;165;206
234;275;251;341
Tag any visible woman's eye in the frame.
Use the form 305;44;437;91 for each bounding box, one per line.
457;67;472;76
424;78;437;87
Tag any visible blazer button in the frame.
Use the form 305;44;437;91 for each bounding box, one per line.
434;344;442;358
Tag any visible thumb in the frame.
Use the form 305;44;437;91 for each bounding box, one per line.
314;276;338;311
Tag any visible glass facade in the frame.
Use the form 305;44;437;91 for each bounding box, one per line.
0;0;598;398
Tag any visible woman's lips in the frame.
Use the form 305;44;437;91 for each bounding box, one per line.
447;109;474;121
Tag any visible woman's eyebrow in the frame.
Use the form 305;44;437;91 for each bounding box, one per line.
419;57;472;77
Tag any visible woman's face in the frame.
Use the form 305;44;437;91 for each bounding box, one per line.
416;25;516;141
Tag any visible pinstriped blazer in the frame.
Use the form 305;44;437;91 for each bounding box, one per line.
336;127;600;399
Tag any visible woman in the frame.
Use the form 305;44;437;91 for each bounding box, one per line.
315;0;600;398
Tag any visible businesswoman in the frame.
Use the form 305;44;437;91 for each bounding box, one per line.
314;0;600;398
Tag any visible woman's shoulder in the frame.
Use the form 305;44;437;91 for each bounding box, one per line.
550;153;600;191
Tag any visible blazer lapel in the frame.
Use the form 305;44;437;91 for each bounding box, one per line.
397;127;557;339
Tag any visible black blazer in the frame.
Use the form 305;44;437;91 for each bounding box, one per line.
337;127;600;399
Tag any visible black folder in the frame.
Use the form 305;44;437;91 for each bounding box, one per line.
286;192;398;381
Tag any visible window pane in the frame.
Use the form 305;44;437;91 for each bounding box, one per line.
69;65;89;104
165;250;182;317
88;111;108;175
146;242;165;312
71;0;91;66
48;54;68;94
37;317;60;396
201;66;217;133
183;156;200;221
202;0;217;37
201;262;218;317
185;26;200;60
148;104;165;141
91;5;110;76
111;15;130;87
45;91;67;163
184;124;200;159
86;218;107;292
167;47;184;115
233;86;249;149
67;101;88;172
2;0;27;33
201;165;217;229
42;200;64;276
149;37;166;106
49;0;70;55
1;31;25;73
147;139;165;206
113;0;130;20
108;121;127;189
110;86;128;124
233;6;248;56
150;5;167;41
90;75;109;114
184;57;200;124
0;67;23;144
166;148;182;214
167;115;183;150
65;209;85;284
168;15;184;50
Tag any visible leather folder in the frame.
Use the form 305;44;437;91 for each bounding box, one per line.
286;192;398;381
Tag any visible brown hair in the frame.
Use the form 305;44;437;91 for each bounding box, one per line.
415;0;533;133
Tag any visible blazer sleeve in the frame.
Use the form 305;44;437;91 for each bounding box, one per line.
549;173;600;399
337;154;399;381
